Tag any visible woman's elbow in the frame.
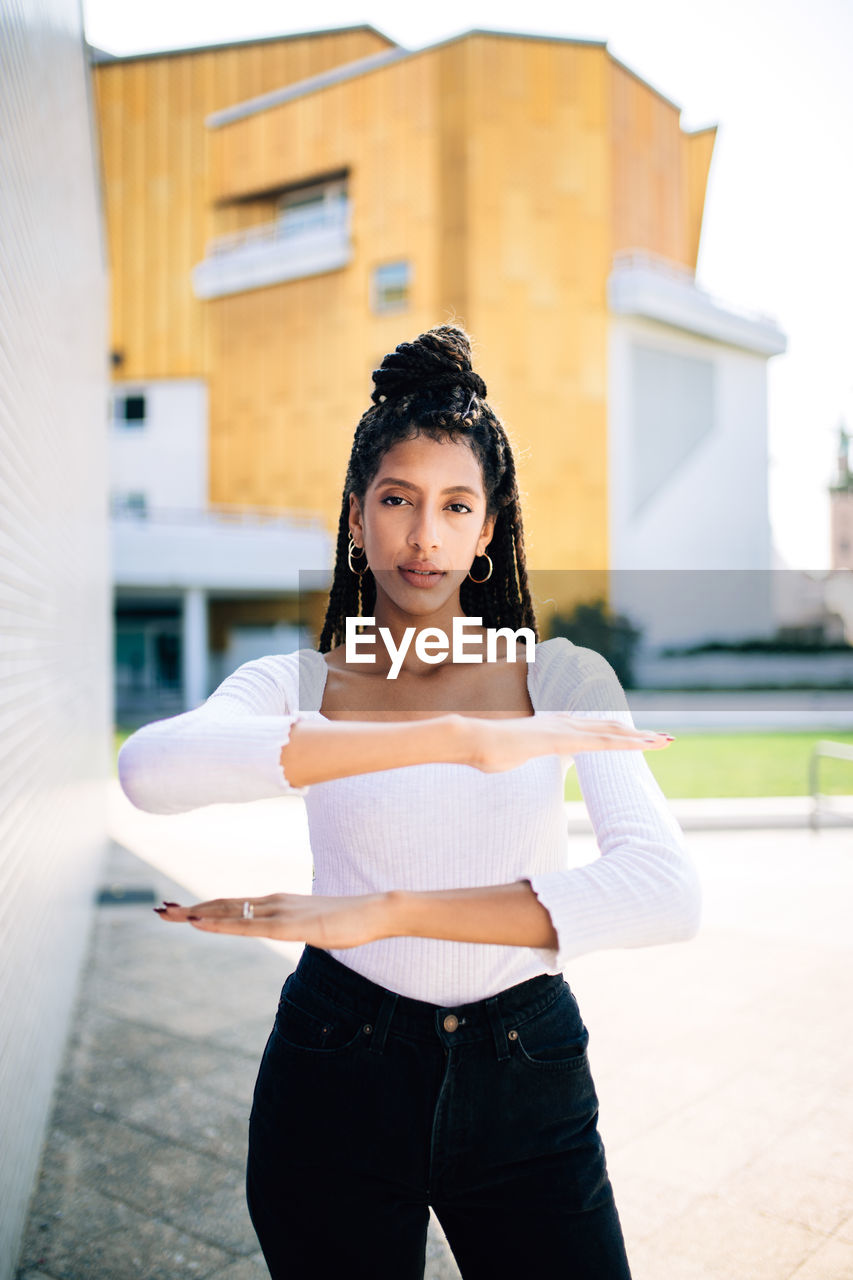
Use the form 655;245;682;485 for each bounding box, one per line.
117;736;170;814
667;854;703;942
635;839;702;945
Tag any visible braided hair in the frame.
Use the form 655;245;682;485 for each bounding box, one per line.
317;324;538;651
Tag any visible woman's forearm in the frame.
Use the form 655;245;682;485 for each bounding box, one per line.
280;714;475;786
384;881;558;950
283;710;670;789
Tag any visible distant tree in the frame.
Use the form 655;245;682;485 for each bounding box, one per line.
550;596;643;688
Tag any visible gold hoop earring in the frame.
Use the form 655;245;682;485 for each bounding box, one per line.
468;551;493;584
347;533;367;576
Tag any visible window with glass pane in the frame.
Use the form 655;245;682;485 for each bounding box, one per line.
112;491;148;517
372;261;411;312
114;393;146;427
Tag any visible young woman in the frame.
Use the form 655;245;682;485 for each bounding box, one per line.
118;324;701;1279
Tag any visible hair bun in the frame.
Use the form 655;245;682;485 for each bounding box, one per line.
371;325;487;405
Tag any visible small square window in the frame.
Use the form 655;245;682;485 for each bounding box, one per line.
114;394;146;427
372;261;411;313
112;491;148;517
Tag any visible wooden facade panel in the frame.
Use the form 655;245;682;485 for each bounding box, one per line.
457;37;615;576
685;127;717;269
148;57;171;371
608;59;712;269
211;49;440;207
579;45;608;130
528;41;557;126
123;61;149;370
94;28;393;381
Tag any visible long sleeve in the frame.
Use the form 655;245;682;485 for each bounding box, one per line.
525;643;702;968
117;654;321;815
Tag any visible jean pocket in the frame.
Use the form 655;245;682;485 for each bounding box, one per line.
273;982;366;1056
512;988;590;1070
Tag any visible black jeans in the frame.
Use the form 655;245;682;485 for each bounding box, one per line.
247;944;632;1279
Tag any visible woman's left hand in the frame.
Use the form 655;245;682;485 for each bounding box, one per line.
155;891;394;949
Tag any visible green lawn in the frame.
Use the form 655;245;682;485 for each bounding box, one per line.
564;731;853;800
115;728;853;801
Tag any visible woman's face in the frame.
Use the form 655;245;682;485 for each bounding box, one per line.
349;432;496;621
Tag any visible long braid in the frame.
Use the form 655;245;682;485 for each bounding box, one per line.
317;324;538;651
498;437;537;633
318;508;361;651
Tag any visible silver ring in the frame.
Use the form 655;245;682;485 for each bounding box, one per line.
242;900;254;920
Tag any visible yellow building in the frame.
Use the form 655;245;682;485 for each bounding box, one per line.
94;25;785;714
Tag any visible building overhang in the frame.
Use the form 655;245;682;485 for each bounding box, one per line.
111;508;333;593
607;251;787;357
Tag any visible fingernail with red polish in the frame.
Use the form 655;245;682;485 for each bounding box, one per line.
153;907;167;915
163;901;180;907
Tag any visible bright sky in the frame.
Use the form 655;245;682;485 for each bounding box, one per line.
82;0;853;570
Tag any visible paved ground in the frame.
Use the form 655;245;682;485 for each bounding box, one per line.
15;787;853;1280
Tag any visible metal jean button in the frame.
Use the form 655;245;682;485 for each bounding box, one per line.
443;1014;459;1033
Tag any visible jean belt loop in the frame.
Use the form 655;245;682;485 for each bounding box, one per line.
485;995;510;1062
369;990;398;1054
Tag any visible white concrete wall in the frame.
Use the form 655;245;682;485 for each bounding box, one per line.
110;378;208;513
0;3;110;1274
608;315;777;650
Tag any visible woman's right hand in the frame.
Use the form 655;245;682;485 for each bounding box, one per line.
466;713;673;774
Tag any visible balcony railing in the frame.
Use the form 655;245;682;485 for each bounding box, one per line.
192;201;352;299
208;201;348;256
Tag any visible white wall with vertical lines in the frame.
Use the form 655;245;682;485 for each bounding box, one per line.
0;1;111;1273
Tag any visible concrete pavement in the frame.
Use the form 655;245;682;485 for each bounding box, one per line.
14;788;853;1279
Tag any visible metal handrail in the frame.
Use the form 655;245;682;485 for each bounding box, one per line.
809;739;853;833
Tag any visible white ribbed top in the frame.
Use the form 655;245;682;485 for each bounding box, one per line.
118;638;702;1005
